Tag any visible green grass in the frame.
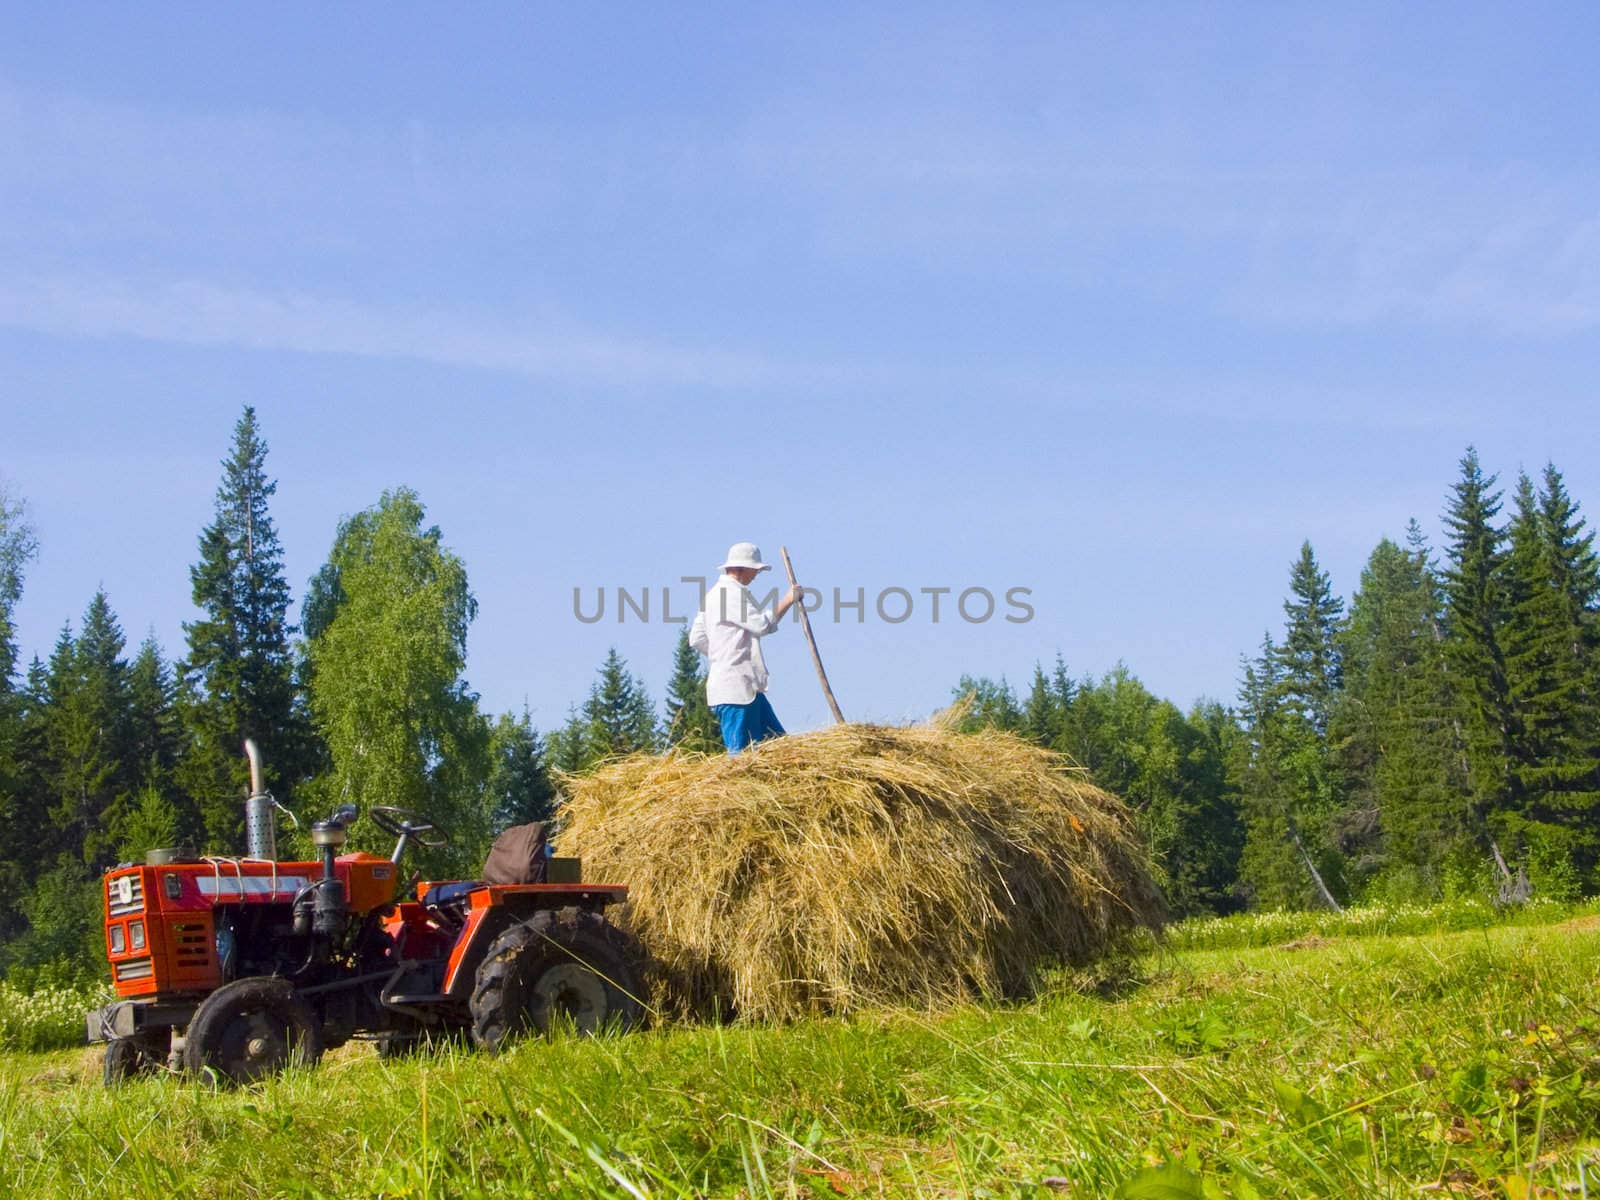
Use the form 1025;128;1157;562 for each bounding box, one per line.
1161;896;1600;953
3;913;1598;1198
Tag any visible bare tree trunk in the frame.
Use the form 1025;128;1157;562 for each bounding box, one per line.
1489;837;1531;903
1489;837;1513;881
1285;810;1343;913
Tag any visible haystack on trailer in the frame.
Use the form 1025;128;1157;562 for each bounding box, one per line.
559;720;1165;1023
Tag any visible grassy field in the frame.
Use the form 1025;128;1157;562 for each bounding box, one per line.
2;908;1598;1198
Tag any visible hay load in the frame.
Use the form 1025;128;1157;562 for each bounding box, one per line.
556;722;1164;1022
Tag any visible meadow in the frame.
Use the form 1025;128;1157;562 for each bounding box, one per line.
2;901;1597;1198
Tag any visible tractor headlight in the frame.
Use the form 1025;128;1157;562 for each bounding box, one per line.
109;925;126;954
129;920;146;951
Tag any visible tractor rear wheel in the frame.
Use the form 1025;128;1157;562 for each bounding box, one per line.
103;1033;167;1085
183;977;323;1085
469;907;644;1052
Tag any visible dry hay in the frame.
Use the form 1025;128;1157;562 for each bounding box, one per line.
556;721;1164;1022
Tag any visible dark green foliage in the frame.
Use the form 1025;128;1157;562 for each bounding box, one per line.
1238;544;1350;911
178;407;312;851
545;705;590;776
583;648;660;761
123;637;197;843
955;662;1243;917
1276;542;1344;735
40;593;136;870
115;784;182;863
1177;700;1248;914
1021;655;1073;746
0;857;105;984
663;628;720;753
949;674;1023;732
1236;634;1314;908
1440;448;1514;852
0;486;38;953
1500;466;1600;884
544;651;659;774
1335;533;1464;897
1061;668;1243;917
487;707;556;831
0;482;37;691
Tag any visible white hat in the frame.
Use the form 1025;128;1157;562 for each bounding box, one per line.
720;542;772;572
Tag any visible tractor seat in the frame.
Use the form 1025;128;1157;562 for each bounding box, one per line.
422;880;485;922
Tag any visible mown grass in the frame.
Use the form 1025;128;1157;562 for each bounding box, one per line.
1161;896;1600;953
3;915;1598;1198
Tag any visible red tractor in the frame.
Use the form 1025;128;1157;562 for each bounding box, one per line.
85;741;645;1085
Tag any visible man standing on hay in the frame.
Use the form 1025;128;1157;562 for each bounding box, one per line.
690;542;803;753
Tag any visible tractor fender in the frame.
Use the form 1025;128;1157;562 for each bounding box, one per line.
441;891;616;997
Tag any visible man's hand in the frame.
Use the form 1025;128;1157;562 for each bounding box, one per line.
775;582;804;620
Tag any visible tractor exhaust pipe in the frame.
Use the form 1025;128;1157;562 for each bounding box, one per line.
243;738;277;860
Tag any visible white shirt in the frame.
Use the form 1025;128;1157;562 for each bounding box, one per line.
689;573;782;707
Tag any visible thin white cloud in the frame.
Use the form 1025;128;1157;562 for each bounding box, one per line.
0;270;1559;440
0;274;783;390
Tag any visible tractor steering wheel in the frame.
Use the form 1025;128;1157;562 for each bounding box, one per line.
368;806;451;859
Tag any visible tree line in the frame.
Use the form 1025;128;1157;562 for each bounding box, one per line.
0;408;738;981
954;449;1600;916
0;415;1595;981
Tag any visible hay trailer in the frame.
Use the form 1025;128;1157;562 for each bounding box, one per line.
86;741;644;1085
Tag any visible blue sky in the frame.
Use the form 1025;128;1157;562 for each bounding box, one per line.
4;5;1598;734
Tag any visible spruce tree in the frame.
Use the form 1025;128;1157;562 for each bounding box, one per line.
1275;545;1348;906
1504;474;1562;786
0;486;39;949
1440;447;1516;874
1502;466;1600;884
1338;534;1462;895
0;480;37;693
122;637;192;852
44;592;135;869
487;707;557;830
1538;464;1600;655
663;629;720;753
546;706;591;775
1275;542;1344;735
116;784;182;863
8;655;53;844
1236;634;1306;907
1022;659;1070;747
126;639;187;792
179;406;309;850
582;648;659;761
1237;542;1351;913
1179;699;1247;915
949;675;1022;731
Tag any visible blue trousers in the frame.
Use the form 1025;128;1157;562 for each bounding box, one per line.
714;693;786;754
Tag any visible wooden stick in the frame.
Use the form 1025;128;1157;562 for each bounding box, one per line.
779;546;845;724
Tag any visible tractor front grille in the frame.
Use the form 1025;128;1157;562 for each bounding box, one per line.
171;920;212;973
108;874;145;917
114;957;153;982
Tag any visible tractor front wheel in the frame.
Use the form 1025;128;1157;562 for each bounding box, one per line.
469;907;644;1052
183;977;323;1085
103;1033;167;1085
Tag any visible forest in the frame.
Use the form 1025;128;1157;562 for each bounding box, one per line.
1;408;1596;983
